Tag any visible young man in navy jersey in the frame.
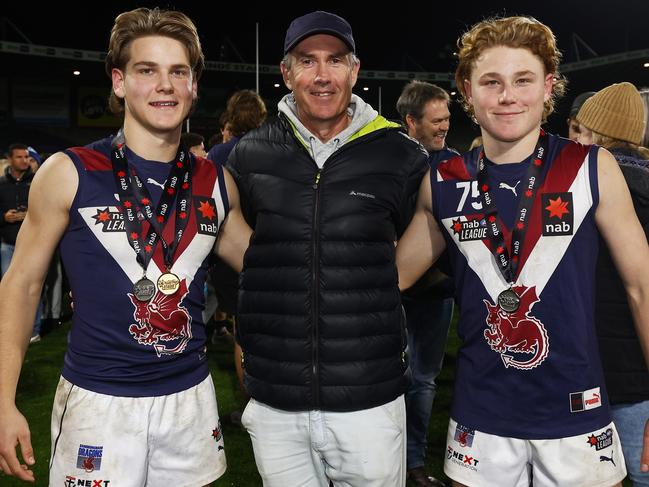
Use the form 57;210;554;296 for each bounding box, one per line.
0;8;250;485
397;16;649;487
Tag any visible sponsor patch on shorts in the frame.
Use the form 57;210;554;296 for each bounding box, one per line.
454;423;475;448
76;444;103;472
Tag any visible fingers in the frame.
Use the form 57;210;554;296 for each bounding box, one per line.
642;418;649;473
18;431;35;467
0;449;34;482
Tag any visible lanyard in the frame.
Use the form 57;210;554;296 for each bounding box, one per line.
110;130;192;275
476;131;547;285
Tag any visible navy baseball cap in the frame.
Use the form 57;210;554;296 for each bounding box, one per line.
27;146;42;165
284;11;355;55
569;91;596;118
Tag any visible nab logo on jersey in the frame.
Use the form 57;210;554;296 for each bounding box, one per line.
193;197;219;236
542;192;573;236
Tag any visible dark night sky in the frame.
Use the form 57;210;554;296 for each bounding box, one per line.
2;1;648;149
4;1;649;72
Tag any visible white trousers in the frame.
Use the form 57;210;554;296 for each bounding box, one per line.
241;395;406;487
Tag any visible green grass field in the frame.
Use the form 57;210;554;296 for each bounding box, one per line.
6;318;632;486
6;320;455;486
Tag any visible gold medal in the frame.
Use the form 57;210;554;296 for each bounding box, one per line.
157;272;181;295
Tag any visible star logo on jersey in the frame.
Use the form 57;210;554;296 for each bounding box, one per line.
92;207;125;232
541;192;573;236
193;197;219;236
483;285;549;370
450;217;487;241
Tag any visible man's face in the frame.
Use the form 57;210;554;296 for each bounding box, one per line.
407;98;450;152
281;34;359;135
464;46;552;145
567;117;582;141
112;35;197;138
8;149;30;173
189;143;207;158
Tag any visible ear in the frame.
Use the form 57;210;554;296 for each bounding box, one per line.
280;62;293;91
349;58;360;88
191;76;198;100
112;68;126;99
405;114;417;134
463;79;473;104
543;72;553;102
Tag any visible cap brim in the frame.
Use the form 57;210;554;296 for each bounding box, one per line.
285;28;354;54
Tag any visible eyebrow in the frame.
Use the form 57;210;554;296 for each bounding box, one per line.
131;61;190;70
479;70;537;78
293;49;349;58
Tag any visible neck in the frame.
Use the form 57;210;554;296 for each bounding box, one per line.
482;128;541;164
298;109;351;143
10;167;26;180
122;119;181;162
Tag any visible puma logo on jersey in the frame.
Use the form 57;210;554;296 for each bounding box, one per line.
147;177;165;189
499;181;520;196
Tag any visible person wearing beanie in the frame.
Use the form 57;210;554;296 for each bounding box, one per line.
397;16;649;486
567;91;595;141
576;81;649;487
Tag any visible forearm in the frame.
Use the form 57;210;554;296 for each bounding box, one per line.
627;284;649;371
0;272;42;408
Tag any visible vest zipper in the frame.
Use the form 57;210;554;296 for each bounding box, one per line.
311;169;322;408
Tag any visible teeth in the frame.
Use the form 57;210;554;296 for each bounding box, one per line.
153;102;176;106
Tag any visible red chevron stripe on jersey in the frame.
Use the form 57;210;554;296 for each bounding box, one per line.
68;147;112;171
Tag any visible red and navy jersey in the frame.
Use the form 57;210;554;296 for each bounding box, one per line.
432;133;610;438
59;136;229;397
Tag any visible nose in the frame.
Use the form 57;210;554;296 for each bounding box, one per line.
498;85;516;104
440;119;450;131
156;71;174;93
313;61;331;84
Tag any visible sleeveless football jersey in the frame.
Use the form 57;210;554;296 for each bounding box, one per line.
59;137;229;396
431;134;610;438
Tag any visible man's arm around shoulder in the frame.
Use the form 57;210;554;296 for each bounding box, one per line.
0;152;77;482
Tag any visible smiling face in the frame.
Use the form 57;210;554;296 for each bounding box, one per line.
407;98;450;152
281;34;359;137
464;46;553;146
111;35;197;139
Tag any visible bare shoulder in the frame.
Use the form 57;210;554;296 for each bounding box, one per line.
30;151;78;213
222;166;240;207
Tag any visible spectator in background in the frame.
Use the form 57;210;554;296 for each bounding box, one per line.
0;143;42;343
575;82;649;487
27;146;41;173
566;91;595;141
180;131;207;157
468;135;483;151
640;88;649;149
396;80;455;487
207;89;267;165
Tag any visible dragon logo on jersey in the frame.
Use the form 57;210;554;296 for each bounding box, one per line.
127;279;192;356
483;285;549;370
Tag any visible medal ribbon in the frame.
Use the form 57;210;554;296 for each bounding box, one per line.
110;130;193;275
476;131;547;285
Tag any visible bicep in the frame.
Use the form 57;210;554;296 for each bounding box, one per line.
595;148;649;287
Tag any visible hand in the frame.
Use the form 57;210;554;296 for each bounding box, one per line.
642;418;649;473
4;210;22;223
0;406;35;482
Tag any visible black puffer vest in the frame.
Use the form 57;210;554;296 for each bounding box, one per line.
229;116;428;411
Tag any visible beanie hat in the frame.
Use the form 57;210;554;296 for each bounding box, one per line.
576;82;646;145
27;146;42;165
